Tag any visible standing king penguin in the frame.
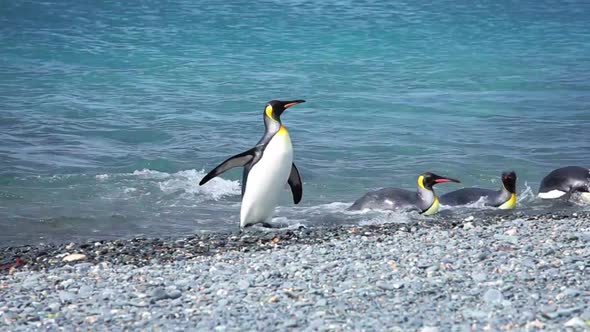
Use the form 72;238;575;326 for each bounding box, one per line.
439;171;517;209
199;100;305;228
348;172;460;215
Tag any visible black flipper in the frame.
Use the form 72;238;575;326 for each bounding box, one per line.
199;148;255;186
287;163;303;204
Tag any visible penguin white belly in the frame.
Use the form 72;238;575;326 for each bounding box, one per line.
240;129;293;227
538;190;567;199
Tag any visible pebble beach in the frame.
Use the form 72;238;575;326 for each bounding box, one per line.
1;211;589;331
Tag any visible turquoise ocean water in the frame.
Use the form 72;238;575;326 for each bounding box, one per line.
1;0;589;246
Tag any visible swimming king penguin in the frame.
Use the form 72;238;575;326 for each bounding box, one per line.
348;172;460;215
439;171;517;209
538;166;590;202
199;99;305;228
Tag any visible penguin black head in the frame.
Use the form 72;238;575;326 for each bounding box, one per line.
419;172;460;190
265;99;305;122
501;171;517;194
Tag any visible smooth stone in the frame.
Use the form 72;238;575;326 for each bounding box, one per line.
128;301;148;307
541;305;559;320
74;262;93;271
471;272;486;282
168;290;182;300
564;317;586;328
151;288;168;302
392;282;405;289
556;306;584;317
520;311;535;321
62;254;87;262
237;280;250;290
493;235;518;244
420;327;438;332
417;261;432;269
61;279;75;289
78;285;93;298
521;257;535;267
504;228;517;236
463;309;488;319
376;281;395;291
58;291;76;304
563;288;581;297
426;265;439;274
46;302;60;312
483;289;503;305
100;289;115;300
517;272;534;281
477;251;490;261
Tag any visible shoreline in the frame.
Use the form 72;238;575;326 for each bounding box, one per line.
1;210;589;273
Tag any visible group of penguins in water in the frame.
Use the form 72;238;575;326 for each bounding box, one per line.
199;100;590;228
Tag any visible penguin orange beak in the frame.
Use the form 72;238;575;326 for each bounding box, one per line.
434;177;460;184
283;100;306;109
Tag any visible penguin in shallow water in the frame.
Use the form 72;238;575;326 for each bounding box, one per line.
439;171;517;209
199;99;305;228
348;172;460;215
537;166;590;202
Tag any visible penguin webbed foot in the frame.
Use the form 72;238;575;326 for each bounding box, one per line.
242;221;279;231
259;222;276;229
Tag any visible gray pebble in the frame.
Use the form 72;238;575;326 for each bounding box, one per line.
237;279;250;290
168;290;182;300
471;272;486;282
77;285;93;298
46;302;60;312
74;262;93;271
58;291;76;304
284;319;299;328
483;289;503;306
420;327;438;332
151;288;168;302
376;281;395;291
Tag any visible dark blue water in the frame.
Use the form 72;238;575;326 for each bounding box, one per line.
1;0;589;246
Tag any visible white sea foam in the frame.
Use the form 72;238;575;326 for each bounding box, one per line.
99;169;241;202
95;174;109;181
518;182;536;203
132;169;171;180
157;169;240;200
358;211;413;226
293;202;352;214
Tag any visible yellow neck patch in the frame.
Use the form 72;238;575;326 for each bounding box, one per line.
417;175;425;189
498;193;517;210
265;105;274;120
277;125;289;136
423;196;440;215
